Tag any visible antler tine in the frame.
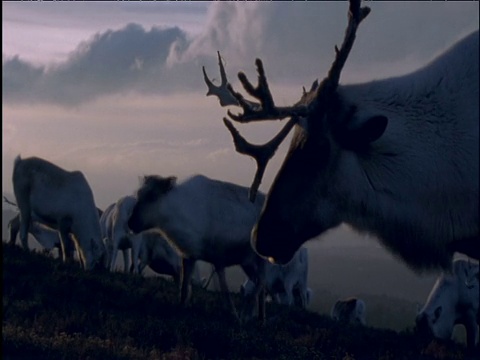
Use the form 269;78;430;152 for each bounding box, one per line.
227;58;309;123
326;0;370;90
238;59;276;114
223;117;297;202
203;51;262;110
202;52;238;107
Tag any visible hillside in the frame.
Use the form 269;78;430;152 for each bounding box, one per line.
2;243;474;360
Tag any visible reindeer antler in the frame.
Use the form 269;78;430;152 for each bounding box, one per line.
223;117;297;201
203;53;309;201
203;0;370;202
203;52;238;107
322;0;370;94
226;58;309;123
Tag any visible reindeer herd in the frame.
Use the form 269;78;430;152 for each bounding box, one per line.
4;0;479;351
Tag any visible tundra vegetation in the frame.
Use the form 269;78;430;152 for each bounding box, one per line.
3;242;475;360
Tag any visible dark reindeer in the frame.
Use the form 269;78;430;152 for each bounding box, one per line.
203;0;479;271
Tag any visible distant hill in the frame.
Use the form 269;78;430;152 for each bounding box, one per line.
3;244;472;360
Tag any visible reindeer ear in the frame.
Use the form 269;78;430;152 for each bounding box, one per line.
338;115;388;150
351;115;388;144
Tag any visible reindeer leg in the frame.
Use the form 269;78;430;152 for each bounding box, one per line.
216;267;239;321
122;248;130;273
241;260;266;324
463;312;478;350
8;215;20;246
18;212;30;250
59;219;74;264
131;237;140;274
110;243;118;272
180;257;196;305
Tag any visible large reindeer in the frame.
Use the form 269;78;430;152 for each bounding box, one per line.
203;0;479;271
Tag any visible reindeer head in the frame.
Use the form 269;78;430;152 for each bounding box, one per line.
128;175;177;234
204;0;382;264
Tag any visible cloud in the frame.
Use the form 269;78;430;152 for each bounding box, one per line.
180;2;479;84
3;23;192;105
3;2;478;106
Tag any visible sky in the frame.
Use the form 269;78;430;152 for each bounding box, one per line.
3;1;479;213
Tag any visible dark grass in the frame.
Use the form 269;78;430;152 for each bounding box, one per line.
2;243;475;360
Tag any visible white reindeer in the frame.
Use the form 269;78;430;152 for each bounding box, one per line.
128;174;266;322
204;1;478;271
416;258;479;349
240;247;312;308
130;228;203;286
12;155;105;270
100;195;137;272
331;297;367;326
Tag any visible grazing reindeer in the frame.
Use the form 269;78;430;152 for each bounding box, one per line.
100;195;137;272
240;247;311;308
12;155;106;270
416;258;479;349
128;174;266;323
8;206;103;257
331;297;367;326
130;229;204;286
203;0;478;270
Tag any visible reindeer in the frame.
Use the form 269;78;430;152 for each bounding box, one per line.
203;0;478;271
100;195;137;272
240;246;311;308
416;258;479;349
331;297;367;326
12;155;106;270
7;199;103;257
128;174;266;323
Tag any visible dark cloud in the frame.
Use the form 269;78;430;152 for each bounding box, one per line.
3;56;45;103
3;24;191;105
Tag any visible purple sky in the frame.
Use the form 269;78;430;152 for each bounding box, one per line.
3;2;478;210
